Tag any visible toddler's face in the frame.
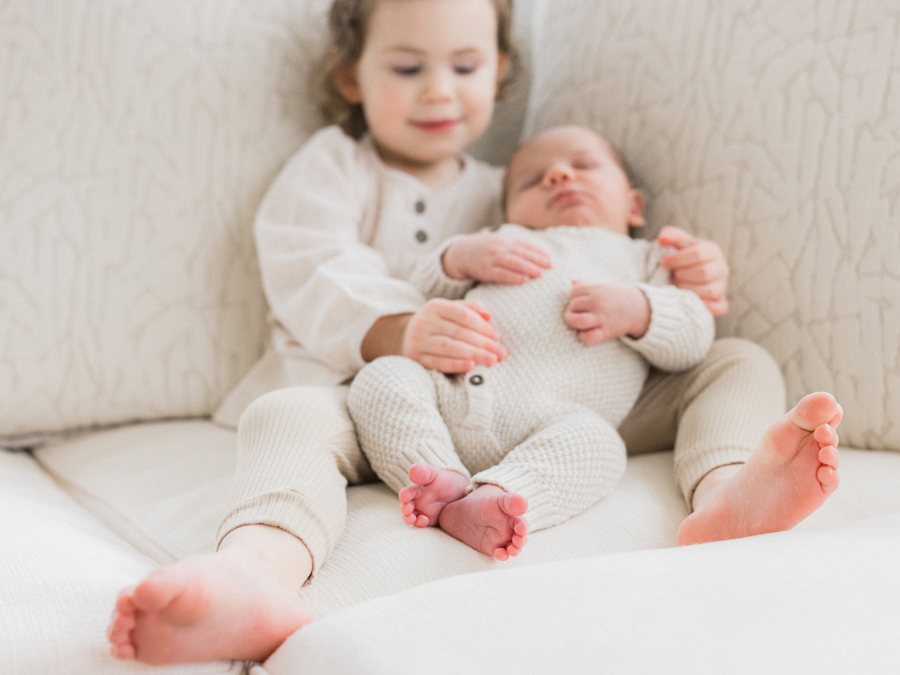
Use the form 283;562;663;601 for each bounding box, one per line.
339;0;504;172
505;126;645;234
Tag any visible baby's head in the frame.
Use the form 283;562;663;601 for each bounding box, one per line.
317;0;519;145
504;126;645;235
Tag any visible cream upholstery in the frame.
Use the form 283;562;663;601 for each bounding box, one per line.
0;450;241;675
524;0;900;450
1;0;898;673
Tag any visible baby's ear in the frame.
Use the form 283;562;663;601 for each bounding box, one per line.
627;188;646;228
334;61;362;104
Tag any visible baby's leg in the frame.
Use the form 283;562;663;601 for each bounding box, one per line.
677;392;842;545
440;411;627;559
348;356;471;526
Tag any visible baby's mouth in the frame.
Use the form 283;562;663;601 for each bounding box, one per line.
550;189;583;207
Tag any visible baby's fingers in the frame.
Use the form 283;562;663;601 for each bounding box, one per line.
512;241;552;270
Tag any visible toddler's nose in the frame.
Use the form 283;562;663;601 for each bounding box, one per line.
421;69;454;103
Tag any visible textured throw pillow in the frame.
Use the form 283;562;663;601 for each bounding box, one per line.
524;0;900;450
0;0;331;440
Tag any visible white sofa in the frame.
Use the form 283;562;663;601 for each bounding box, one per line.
2;1;900;673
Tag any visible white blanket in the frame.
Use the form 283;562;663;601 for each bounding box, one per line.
261;514;900;674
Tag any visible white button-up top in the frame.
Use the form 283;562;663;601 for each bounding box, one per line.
215;126;504;425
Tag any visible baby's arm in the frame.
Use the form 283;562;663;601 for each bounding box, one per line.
564;281;651;344
564;280;714;372
442;231;552;285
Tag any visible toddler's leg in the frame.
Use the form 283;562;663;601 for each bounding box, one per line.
618;338;785;505
109;385;365;664
677;391;842;544
348;356;471;526
440;411;627;559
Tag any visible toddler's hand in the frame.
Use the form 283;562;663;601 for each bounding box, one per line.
442;232;551;284
564;281;651;345
403;298;507;373
657;225;729;317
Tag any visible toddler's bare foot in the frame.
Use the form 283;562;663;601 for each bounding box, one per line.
107;533;313;664
438;484;529;560
399;463;470;527
677;392;842;546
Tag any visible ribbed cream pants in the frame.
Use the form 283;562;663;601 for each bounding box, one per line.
217;338;785;573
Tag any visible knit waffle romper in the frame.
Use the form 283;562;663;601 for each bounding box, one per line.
348;224;715;531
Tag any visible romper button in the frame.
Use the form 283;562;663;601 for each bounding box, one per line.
415;199;426;214
469;375;484;386
415;230;428;243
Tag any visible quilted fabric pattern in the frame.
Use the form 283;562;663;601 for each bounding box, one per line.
524;0;900;450
0;0;330;438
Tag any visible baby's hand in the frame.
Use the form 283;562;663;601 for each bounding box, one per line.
442;232;551;284
403;298;507;373
564;281;651;345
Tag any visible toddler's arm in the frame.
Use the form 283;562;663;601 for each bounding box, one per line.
362;298;506;373
657;225;730;317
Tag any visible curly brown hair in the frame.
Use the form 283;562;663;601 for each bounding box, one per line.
315;0;520;139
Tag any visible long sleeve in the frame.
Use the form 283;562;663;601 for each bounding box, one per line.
254;128;425;378
408;234;477;300
621;242;715;372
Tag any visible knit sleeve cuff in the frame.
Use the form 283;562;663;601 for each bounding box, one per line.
408;235;475;300
621;283;714;372
470;465;560;532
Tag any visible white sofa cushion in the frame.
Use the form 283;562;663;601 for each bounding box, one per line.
258;513;900;675
523;0;900;450
33;422;900;619
0;449;240;675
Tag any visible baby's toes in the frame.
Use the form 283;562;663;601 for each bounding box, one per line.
399;485;420;504
493;547;510;562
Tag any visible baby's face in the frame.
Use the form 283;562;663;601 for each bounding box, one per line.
505;126;644;234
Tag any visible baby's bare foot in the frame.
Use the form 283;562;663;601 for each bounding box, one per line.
438;484;529;560
399;463;470;527
107;548;312;664
678;392;842;546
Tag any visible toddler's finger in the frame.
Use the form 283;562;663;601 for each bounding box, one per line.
461;299;493;324
656;225;695;249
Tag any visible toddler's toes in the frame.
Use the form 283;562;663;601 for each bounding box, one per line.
814;424;838;447
817;464;840;491
819;445;840;469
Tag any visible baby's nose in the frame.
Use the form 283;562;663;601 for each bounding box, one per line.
545;164;575;185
